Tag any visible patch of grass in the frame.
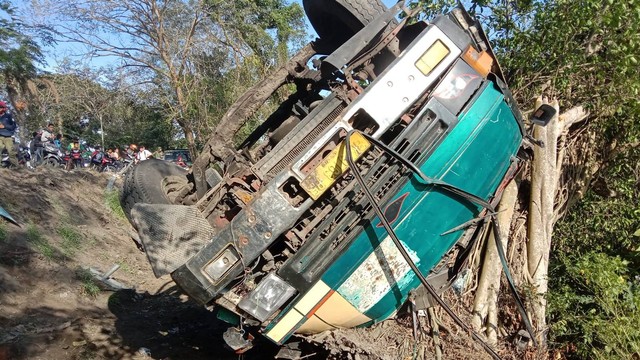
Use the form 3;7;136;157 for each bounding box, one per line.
26;224;56;260
77;346;97;360
116;260;134;275
57;224;83;257
0;200;17;215
104;190;126;220
76;268;101;298
0;220;7;243
49;197;67;217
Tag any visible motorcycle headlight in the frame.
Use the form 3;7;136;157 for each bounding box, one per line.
238;273;296;322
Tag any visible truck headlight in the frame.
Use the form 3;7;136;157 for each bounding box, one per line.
238;273;296;322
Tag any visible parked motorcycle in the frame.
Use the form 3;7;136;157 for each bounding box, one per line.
1;146;32;169
101;156;120;173
41;143;64;168
1;149;9;168
63;148;84;170
90;150;121;173
118;153;135;174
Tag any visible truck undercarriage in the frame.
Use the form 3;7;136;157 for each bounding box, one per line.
121;1;542;356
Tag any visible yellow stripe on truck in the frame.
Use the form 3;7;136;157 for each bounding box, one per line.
293;281;331;314
265;311;304;343
265;280;331;343
297;292;371;334
266;281;372;342
311;291;371;328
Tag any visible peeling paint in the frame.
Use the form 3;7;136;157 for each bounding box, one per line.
337;236;419;313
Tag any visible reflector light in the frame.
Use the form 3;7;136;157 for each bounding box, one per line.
415;40;450;76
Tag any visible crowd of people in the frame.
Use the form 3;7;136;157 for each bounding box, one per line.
0;101;163;171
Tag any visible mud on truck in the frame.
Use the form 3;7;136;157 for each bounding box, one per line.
121;0;552;355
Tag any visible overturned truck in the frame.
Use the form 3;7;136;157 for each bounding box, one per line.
122;0;545;353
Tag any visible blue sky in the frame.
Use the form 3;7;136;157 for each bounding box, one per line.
33;0;400;71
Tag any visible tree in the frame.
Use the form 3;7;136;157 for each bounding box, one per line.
411;0;640;357
35;0;305;158
0;0;48;126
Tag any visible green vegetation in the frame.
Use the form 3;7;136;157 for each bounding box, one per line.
116;260;134;275
104;190;126;220
26;223;56;260
413;0;640;357
550;149;640;359
57;224;83;258
0;220;7;243
76;268;101;298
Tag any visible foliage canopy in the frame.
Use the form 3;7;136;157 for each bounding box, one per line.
414;0;640;357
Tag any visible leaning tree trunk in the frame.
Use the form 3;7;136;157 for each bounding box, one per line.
526;98;561;347
471;179;519;345
472;97;589;354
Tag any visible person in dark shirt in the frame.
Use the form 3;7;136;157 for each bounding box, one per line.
0;101;17;167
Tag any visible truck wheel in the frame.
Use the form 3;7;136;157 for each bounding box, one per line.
303;0;386;52
120;159;188;224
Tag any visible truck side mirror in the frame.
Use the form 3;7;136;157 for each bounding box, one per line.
531;104;556;126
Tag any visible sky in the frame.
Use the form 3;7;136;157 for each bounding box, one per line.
32;0;401;72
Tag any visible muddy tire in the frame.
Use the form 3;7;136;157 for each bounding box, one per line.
120;159;188;224
303;0;386;52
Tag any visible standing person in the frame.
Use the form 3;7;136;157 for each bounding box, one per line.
127;144;139;164
28;132;37;167
41;123;55;144
35;123;55;166
54;134;63;149
137;145;153;162
30;131;42;165
153;146;164;160
0;101;17;167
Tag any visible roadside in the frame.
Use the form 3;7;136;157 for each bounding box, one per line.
0;168;520;360
0;168;279;360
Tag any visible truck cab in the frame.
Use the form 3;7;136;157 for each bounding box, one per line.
121;0;526;348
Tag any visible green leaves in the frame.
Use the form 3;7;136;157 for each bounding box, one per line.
0;4;42;79
549;252;640;359
411;0;640;357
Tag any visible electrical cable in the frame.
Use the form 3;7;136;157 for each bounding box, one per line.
344;129;536;359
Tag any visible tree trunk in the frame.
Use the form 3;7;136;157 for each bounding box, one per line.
527;98;559;347
526;99;588;348
472;179;519;345
469;98;589;352
174;82;198;160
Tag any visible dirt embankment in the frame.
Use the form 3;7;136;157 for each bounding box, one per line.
0;168;518;360
0;168;282;360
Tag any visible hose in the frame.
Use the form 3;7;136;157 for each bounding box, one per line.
344;129;536;359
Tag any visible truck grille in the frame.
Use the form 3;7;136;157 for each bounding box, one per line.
254;95;345;180
279;111;452;289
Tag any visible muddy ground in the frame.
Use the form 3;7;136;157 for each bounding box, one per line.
0;168;520;360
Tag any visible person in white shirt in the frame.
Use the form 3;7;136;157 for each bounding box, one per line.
137;145;153;162
41;123;55;144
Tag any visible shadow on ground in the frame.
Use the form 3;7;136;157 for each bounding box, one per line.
108;287;282;359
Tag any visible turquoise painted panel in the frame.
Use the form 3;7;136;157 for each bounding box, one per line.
321;82;522;320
